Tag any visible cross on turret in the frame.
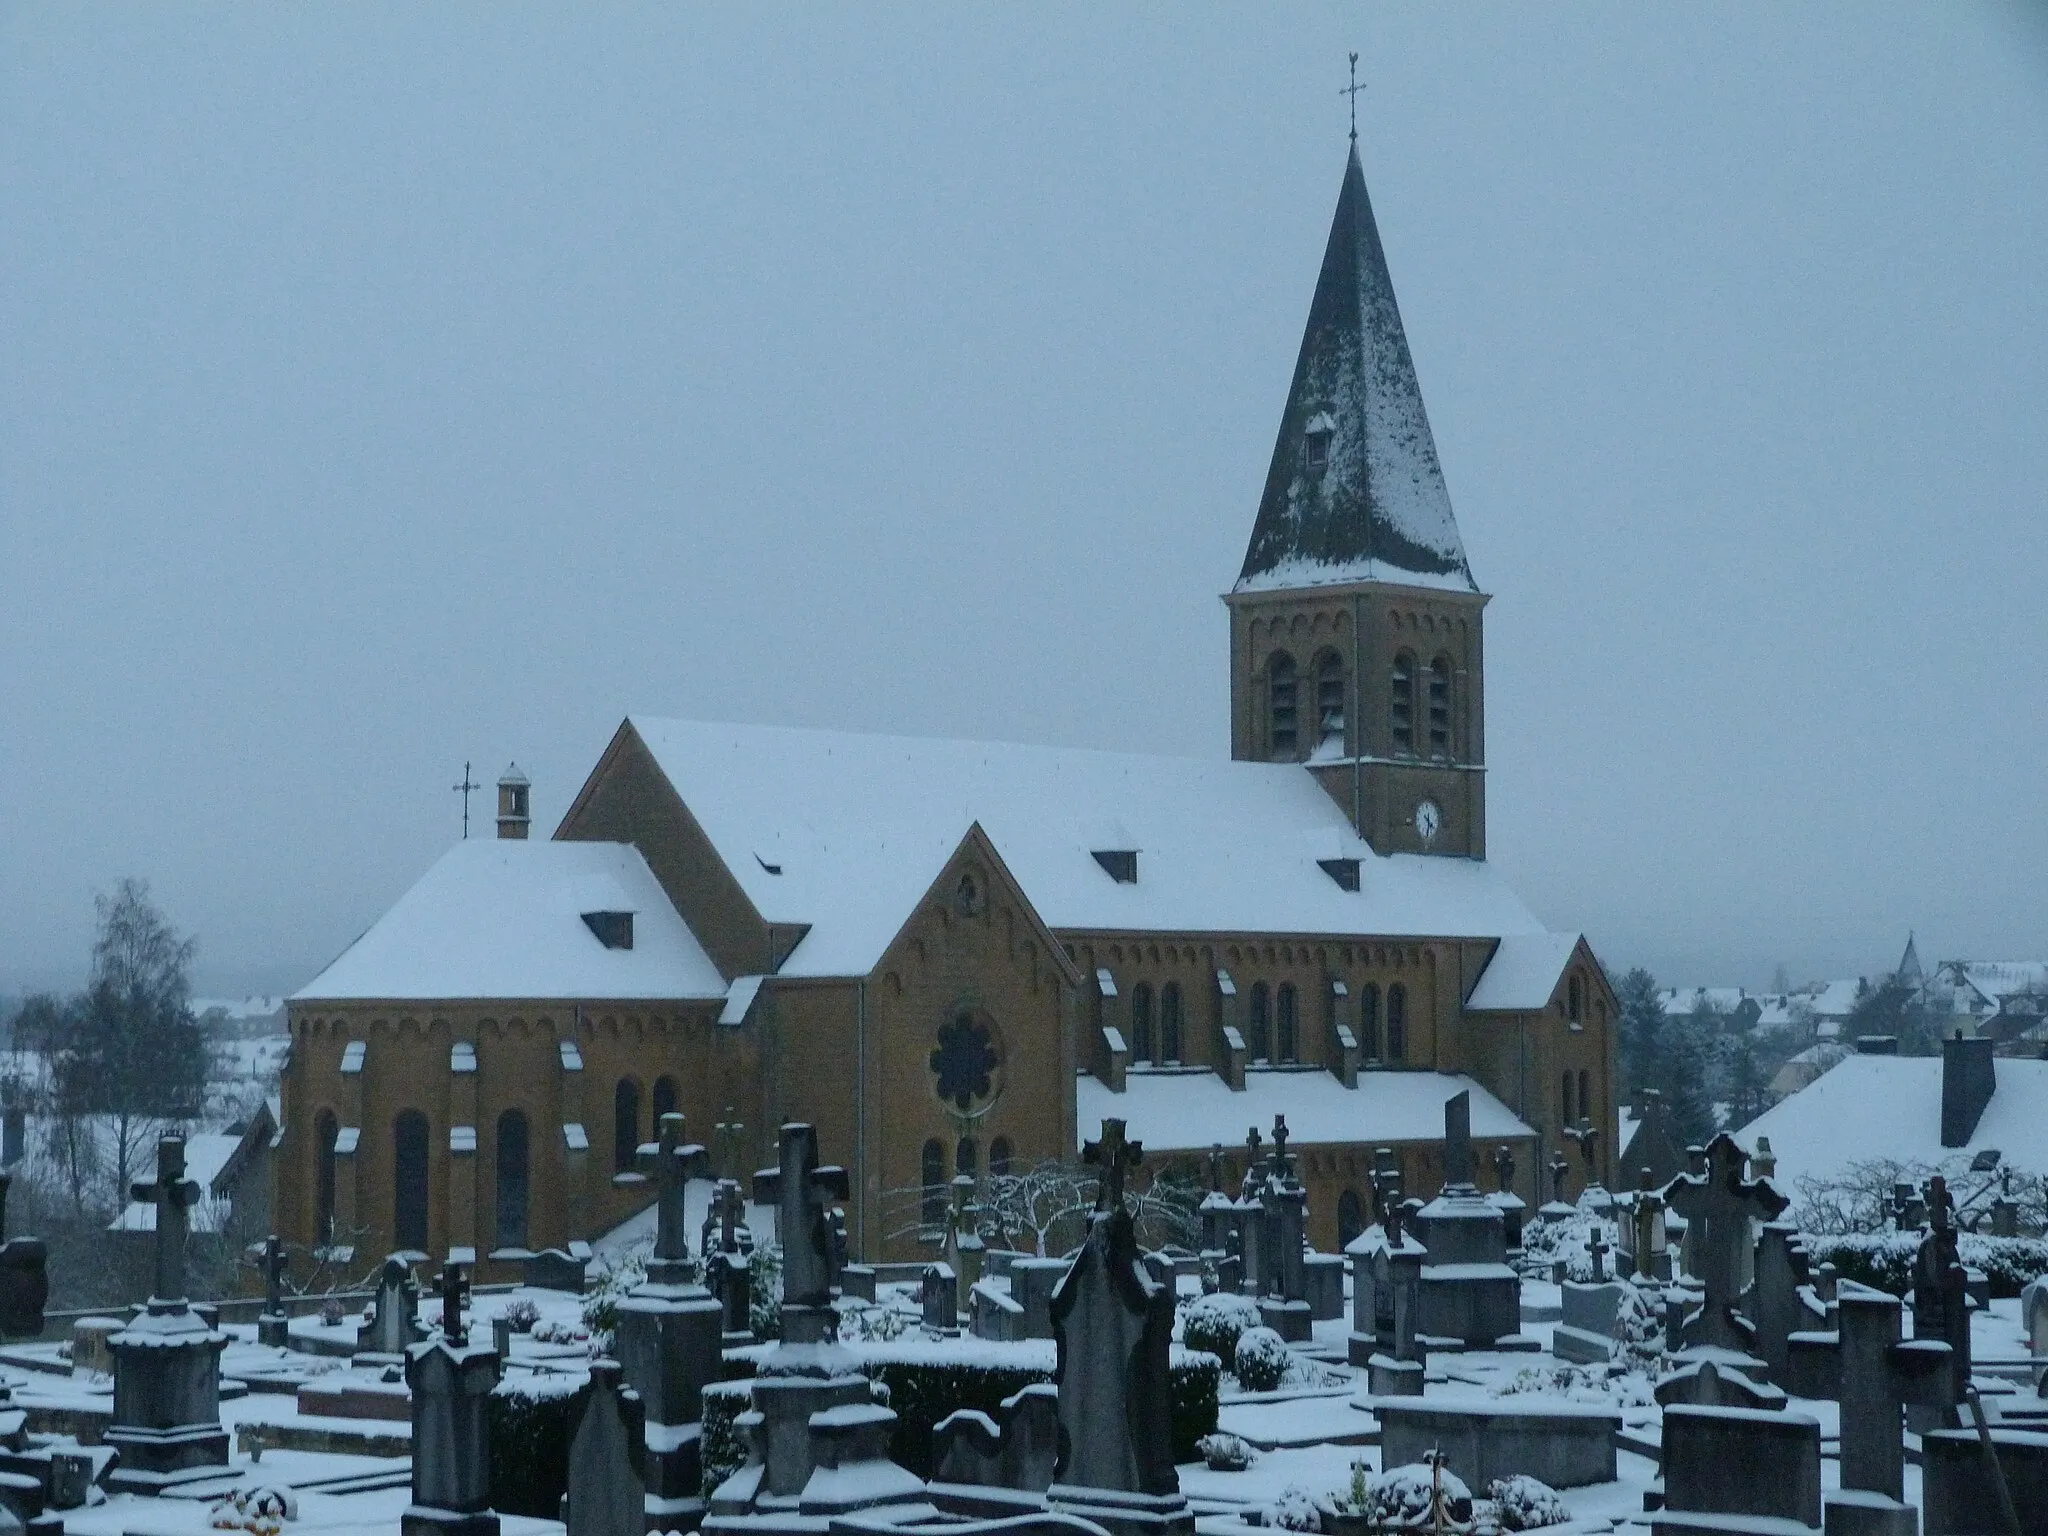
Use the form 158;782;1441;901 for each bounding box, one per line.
1084;1119;1144;1214
134;1135;203;1305
638;1112;708;1268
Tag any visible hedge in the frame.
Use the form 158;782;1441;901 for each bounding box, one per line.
698;1343;1221;1494
488;1372;589;1519
1800;1232;2048;1299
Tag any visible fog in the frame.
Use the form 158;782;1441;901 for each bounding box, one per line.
4;6;2044;997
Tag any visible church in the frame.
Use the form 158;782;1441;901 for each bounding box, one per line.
277;142;1619;1276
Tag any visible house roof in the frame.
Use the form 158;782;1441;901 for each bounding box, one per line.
1735;1054;2048;1187
109;1133;243;1233
624;716;1547;978
1075;1067;1533;1154
1465;932;1582;1012
1234;145;1475;597
294;839;727;1003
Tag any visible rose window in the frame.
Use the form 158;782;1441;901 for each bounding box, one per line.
930;1011;1000;1113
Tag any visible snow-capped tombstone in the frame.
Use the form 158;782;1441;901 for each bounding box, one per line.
1046;1119;1193;1536
1907;1174;1969;1433
1748;1222;1815;1385
1660;1403;1821;1531
922;1263;959;1335
257;1235;289;1348
404;1264;500;1536
1411;1092;1521;1350
358;1255;426;1362
1660;1132;1787;1361
564;1359;643;1536
2020;1275;2048;1359
1819;1280;1951;1534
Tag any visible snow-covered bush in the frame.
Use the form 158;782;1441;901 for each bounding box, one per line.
1357;1461;1472;1528
501;1299;540;1334
1195;1432;1255;1471
1269;1486;1322;1532
1232;1325;1289;1391
750;1243;783;1340
1485;1474;1568;1531
581;1247;647;1343
1517;1208;1622;1282
1494;1360;1654;1409
319;1297;345;1326
1800;1231;2048;1299
1180;1291;1261;1364
1612;1279;1666;1367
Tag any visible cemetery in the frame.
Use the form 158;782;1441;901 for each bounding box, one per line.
0;1104;2026;1536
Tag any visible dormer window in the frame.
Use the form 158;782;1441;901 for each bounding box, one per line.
1318;857;1360;892
1092;849;1138;884
1302;410;1336;478
582;910;634;950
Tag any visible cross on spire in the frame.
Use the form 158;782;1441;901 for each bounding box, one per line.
1341;52;1365;145
1084;1119;1144;1214
452;762;480;840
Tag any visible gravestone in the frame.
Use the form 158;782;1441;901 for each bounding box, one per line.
707;1124;870;1521
1565;1118;1610;1214
1486;1145;1526;1255
2021;1274;2048;1361
923;1263;959;1335
1255;1119;1312;1343
1653;1404;1821;1535
1660;1132;1787;1385
1621;1167;1671;1282
1411;1093;1523;1350
404;1265;500;1536
0;1175;48;1341
1908;1174;1970;1434
944;1174;986;1297
614;1112;722;1533
1045;1120;1193;1536
703;1180;754;1345
563;1359;643;1536
1819;1281;1951;1536
257;1235;290;1348
932;1381;1061;1496
1748;1222;1812;1386
105;1135;232;1494
1538;1150;1575;1224
522;1247;589;1294
359;1255;427;1362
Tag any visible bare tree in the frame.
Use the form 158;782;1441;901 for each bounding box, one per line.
885;1156;1200;1257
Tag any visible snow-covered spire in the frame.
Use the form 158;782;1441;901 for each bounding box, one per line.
1235;144;1475;596
1897;931;1924;986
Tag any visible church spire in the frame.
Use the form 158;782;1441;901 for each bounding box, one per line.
1236;144;1475;595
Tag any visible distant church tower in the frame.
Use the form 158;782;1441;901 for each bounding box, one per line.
1225;144;1487;859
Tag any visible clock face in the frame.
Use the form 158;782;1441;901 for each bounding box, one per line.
1414;800;1442;844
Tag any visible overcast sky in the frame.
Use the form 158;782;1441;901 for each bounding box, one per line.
3;6;2043;999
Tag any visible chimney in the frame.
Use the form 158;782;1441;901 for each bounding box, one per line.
496;764;530;840
1854;1034;1898;1056
1940;1029;1996;1148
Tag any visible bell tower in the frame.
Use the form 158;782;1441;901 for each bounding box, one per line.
1225;144;1487;859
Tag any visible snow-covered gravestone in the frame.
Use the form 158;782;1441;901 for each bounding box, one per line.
1819;1281;1951;1536
1256;1117;1312;1343
359;1254;426;1362
1659;1132;1786;1385
1907;1174;1969;1433
404;1264;500;1536
1411;1092;1522;1351
257;1235;290;1349
105;1135;231;1494
615;1112;721;1533
922;1263;959;1336
1045;1120;1193;1536
564;1359;643;1536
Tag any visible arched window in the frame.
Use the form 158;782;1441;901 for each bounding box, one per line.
1579;1071;1592;1131
495;1109;530;1250
652;1075;679;1125
1360;984;1380;1059
1277;984;1298;1063
394;1109;429;1253
1387;984;1407;1061
1338;1188;1365;1249
1160;983;1183;1064
957;1138;978;1178
1561;1072;1574;1126
315;1109;339;1245
1391;652;1416;755
1130;983;1154;1065
613;1078;640;1173
1315;652;1346;745
990;1136;1013;1178
921;1138;946;1230
1268;653;1299;758
1249;982;1271;1061
1428;654;1453;758
1568;975;1585;1025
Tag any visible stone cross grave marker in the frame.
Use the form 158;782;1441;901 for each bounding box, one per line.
134;1135;202;1305
257;1234;290;1347
1547;1151;1570;1206
1240;1127;1263;1199
1085;1119;1143;1214
637;1113;707;1280
1371;1148;1404;1244
1910;1173;1970;1420
1269;1116;1292;1182
0;1171;49;1338
1206;1144;1226;1195
1565;1118;1600;1175
1588;1228;1609;1283
1442;1091;1475;1190
1629;1170;1668;1281
1834;1280;1953;1508
751;1123;850;1310
1491;1145;1514;1195
439;1263;468;1347
1661;1132;1789;1355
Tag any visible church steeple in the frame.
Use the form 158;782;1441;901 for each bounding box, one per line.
1236;145;1475;596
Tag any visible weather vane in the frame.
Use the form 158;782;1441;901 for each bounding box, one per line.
452;761;479;839
1341;52;1365;145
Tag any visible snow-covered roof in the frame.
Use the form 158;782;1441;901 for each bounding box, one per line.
625;717;1545;979
1465;933;1581;1012
1735;1055;2048;1185
191;995;286;1021
1234;146;1476;597
1075;1066;1532;1154
294;840;726;1003
1808;978;1867;1019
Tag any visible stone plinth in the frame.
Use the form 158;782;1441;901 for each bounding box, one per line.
1654;1405;1821;1536
104;1303;230;1494
1374;1397;1618;1490
1921;1426;2048;1536
1412;1187;1522;1350
403;1333;501;1536
614;1259;722;1529
1302;1254;1344;1321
